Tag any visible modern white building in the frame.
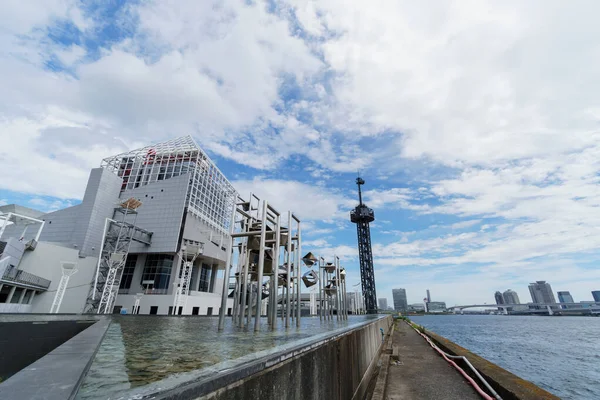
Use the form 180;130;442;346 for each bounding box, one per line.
0;136;236;316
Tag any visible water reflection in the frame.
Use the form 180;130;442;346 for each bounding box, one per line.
77;315;377;400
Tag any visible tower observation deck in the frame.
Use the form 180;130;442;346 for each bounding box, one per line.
350;177;378;314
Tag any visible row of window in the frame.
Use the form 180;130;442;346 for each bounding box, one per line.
119;254;214;291
113;305;232;316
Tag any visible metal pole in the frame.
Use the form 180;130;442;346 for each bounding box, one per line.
318;258;323;321
335;256;341;321
254;200;268;332
218;202;238;331
285;212;292;328
246;281;252;327
296;221;301;327
240;249;249;327
91;218;111;301
0;212;12;240
272;213;280;329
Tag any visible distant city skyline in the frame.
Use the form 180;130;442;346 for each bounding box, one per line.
380;284;598;309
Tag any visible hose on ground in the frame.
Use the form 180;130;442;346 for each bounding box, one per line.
406;321;502;400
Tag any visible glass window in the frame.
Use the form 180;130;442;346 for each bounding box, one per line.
120;254;138;289
141;254;174;290
198;264;212;292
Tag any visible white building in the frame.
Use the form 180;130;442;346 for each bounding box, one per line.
0;136;236;316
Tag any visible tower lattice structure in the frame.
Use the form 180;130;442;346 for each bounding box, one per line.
350;177;378;314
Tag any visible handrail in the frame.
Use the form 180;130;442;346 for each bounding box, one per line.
407;321;502;400
1;265;51;289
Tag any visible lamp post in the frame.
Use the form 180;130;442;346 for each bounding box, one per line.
50;262;78;314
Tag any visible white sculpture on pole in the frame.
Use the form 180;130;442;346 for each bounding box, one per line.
50;262;78;313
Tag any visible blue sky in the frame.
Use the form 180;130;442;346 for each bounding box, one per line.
2;0;600;307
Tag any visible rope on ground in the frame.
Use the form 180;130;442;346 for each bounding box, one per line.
406;321;502;400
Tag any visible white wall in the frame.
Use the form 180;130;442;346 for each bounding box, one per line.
17;242;98;313
0;303;32;313
115;291;233;316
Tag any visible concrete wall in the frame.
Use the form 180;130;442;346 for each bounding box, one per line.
116;291;233;316
77;168;124;257
38;168;123;257
145;316;393;400
38;205;82;250
17;242;98;314
120;173;189;254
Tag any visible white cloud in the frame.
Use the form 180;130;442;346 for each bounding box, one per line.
232;177;351;222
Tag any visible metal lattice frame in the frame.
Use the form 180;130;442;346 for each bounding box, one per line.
84;209;152;314
350;177;378;314
101;135;237;235
172;242;203;314
50;262;78;313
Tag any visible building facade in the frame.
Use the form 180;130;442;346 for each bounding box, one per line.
426;301;446;313
502;289;520;304
378;298;388;311
392;288;408;312
592;291;600;302
528;281;556;306
557;291;574;309
494;291;505;305
0;136;236;316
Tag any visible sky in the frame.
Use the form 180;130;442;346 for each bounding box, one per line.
2;0;600;307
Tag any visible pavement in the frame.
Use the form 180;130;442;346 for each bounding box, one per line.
384;321;481;400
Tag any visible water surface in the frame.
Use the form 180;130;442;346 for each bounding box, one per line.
411;315;600;400
77;315;378;399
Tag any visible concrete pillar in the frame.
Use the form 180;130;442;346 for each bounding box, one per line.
209;264;218;293
6;285;16;304
0;283;3;293
18;288;27;304
29;290;36;305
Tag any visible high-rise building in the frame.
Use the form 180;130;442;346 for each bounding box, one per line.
557;291;574;304
392;288;408;312
426;289;431;303
378;298;388;311
494;291;505;305
528;281;557;306
0;136;239;315
502;289;520;304
592;291;600;302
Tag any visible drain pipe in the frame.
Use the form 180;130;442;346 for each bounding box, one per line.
407;321;502;400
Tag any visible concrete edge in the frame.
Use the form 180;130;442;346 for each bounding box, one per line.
424;329;560;400
353;319;394;400
0;317;112;400
147;316;393;400
370;321;395;400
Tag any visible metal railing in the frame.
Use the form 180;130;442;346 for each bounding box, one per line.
1;265;51;290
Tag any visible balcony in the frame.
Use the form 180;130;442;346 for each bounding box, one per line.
1;264;51;291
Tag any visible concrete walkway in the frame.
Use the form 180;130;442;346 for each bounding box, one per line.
384;322;481;400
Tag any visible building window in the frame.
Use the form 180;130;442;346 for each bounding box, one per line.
141;254;174;290
150;306;158;315
198;264;211;292
120;254;138;289
207;307;213;316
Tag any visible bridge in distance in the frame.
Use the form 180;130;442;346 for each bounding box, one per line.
447;302;600;315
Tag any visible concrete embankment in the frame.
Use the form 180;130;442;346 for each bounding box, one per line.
144;315;393;400
374;319;559;400
423;327;559;400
